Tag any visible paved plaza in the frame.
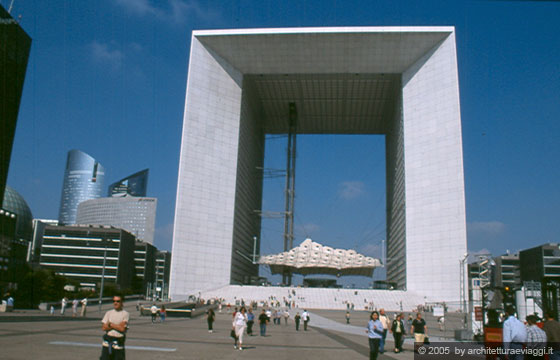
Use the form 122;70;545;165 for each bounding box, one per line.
0;301;418;360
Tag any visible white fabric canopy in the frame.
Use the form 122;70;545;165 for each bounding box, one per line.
258;238;382;277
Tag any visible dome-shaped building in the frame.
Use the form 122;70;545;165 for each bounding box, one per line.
2;185;33;242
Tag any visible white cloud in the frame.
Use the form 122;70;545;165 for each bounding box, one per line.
90;41;123;69
467;221;506;235
116;0;219;24
115;0;158;16
338;181;365;200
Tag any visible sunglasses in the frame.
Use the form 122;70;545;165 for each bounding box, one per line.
113;300;122;303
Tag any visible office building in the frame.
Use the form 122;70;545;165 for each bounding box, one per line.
39;224;135;289
108;169;149;197
2;185;33;242
0;5;31;208
76;196;157;244
29;219;58;264
170;27;467;302
58;150;105;225
520;243;560;282
134;240;156;294
155;251;171;300
493;253;521;289
0;186;33;288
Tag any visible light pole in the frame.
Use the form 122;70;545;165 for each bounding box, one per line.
99;237;111;312
460;253;469;314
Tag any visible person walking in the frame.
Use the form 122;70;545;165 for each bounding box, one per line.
391;313;405;353
233;307;248;350
259;309;269;336
438;316;445;331
160;305;166;323
366;311;384;360
295;312;301;331
411;312;428;352
80;297;88;317
5;293;14;311
346;311;351;324
60;297;68;316
206;308;215;333
283;309;290;325
502;306;527;360
71;298;79;317
525;314;547;360
100;294;129;360
150;303;158;324
302;310;310;331
247;308;255;335
378;309;389;353
543;312;560;360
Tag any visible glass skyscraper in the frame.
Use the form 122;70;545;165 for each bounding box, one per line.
58;150;105;225
108;169;149;197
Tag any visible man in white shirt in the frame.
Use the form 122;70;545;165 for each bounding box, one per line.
100;294;129;360
150;303;158;324
60;297;67;315
71;298;79;317
302;310;310;331
80;297;88;317
379;308;390;353
503;306;527;360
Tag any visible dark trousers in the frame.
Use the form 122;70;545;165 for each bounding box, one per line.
368;338;380;360
304;320;309;331
507;342;524;360
295;320;300;331
100;346;125;360
207;320;213;331
247;320;254;334
393;332;403;351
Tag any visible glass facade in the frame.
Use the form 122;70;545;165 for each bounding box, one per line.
58;150;105;225
108;169;149;197
2;185;33;242
76;196;157;244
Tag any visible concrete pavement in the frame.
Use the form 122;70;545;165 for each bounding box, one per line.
0;302;416;360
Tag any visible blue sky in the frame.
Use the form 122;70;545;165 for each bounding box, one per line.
5;0;560;286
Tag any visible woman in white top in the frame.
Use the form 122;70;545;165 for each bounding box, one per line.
233;307;248;350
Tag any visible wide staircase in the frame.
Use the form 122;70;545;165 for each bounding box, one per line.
200;285;431;312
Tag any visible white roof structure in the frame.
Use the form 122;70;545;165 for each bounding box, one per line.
259;239;382;277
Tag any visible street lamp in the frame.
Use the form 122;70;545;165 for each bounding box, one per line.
99;236;112;312
460;253;469;314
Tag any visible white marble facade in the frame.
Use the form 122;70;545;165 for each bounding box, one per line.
170;27;467;303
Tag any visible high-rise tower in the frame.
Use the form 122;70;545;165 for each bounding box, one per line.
58;150;105;225
108;169;149;197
